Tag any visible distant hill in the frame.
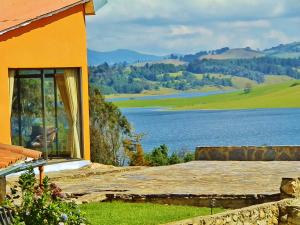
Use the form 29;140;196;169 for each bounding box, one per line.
264;42;300;58
179;43;300;63
134;59;186;67
88;49;163;65
88;42;300;95
88;42;300;66
201;48;265;60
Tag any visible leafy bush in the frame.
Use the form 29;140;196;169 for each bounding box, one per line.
168;152;181;165
183;152;195;162
124;136;146;166
145;144;170;166
3;168;89;225
145;145;194;166
126;142;195;166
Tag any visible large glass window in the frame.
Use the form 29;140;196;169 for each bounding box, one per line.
10;69;83;159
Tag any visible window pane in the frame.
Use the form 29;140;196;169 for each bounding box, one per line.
18;70;41;76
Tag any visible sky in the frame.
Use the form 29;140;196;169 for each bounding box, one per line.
86;0;300;55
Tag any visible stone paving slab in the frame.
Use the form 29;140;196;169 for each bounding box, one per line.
7;161;300;203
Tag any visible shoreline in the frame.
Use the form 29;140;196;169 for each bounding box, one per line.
121;106;300;112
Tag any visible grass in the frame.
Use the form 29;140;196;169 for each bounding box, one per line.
80;202;224;225
115;81;300;110
193;74;294;89
264;75;295;84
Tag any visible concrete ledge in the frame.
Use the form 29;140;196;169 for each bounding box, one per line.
105;193;281;209
195;146;300;161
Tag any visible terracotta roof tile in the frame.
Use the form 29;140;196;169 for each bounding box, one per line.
0;143;42;169
0;0;91;35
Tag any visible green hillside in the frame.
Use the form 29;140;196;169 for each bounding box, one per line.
115;81;300;110
201;48;265;60
264;42;300;58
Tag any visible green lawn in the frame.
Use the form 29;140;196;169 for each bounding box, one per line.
80;202;224;225
115;81;300;110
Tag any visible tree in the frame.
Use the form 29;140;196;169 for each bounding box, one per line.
89;88;131;165
243;83;252;94
169;152;181;164
145;144;170;166
123;133;146;166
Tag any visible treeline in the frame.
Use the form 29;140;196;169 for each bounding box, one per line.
89;57;300;94
187;57;300;83
161;72;232;90
181;47;230;62
89;63;233;94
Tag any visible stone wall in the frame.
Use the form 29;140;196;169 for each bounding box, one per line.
163;178;300;225
164;199;294;225
195;146;300;161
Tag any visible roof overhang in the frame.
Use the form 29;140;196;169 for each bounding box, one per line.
85;0;108;15
0;143;46;177
0;0;104;36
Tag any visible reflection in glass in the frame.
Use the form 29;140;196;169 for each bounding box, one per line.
11;69;81;159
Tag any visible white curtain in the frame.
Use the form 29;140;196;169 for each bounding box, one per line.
8;69;15;118
55;69;81;158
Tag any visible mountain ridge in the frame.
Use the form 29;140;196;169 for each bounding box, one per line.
88;42;300;65
88;49;164;65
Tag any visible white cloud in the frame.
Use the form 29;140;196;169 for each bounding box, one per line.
271;2;286;17
87;0;300;54
219;20;271;29
266;30;295;43
170;26;213;37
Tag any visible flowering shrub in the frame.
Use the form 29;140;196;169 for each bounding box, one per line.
4;167;89;225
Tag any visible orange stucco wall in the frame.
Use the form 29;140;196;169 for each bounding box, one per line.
0;5;91;160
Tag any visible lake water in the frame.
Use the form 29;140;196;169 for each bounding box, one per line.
121;107;300;153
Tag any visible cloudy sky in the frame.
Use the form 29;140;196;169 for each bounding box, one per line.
86;0;300;55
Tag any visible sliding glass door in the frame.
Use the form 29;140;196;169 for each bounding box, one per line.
11;69;82;159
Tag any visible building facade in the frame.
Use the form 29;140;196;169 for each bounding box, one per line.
0;0;100;160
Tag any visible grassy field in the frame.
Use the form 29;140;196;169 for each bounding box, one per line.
193;74;295;88
105;75;295;99
115;81;300;110
80;202;224;225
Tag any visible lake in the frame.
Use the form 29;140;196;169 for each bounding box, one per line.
121;107;300;153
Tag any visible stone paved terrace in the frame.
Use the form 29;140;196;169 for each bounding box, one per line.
7;161;300;203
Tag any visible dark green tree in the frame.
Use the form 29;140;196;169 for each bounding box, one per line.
89;88;131;165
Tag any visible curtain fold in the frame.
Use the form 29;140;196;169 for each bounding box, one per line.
55;69;81;158
8;70;15;118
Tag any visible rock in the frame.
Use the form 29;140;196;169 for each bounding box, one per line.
232;214;238;221
242;210;251;217
287;206;300;225
225;216;231;222
280;178;300;198
280;214;288;222
259;210;265;219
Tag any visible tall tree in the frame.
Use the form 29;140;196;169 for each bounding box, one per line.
89;88;131;165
